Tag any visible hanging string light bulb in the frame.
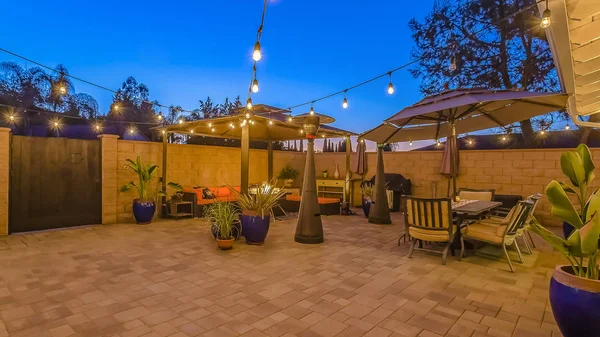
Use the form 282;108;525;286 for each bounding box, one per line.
252;78;259;93
540;0;552;28
288;116;293;122
113;104;120;112
59;85;67;95
178;118;183;125
309;103;315;116
449;56;457;71
269;120;273;125
342;90;348;109
409;140;413;146
387;72;395;95
211;128;215;132
246;97;253;110
253;42;262;62
129;127;135;135
161;130;166;135
208;123;212;127
157;109;163;121
565;124;570;130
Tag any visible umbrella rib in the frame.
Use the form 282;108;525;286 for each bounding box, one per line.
382;116;417;144
513;98;566;110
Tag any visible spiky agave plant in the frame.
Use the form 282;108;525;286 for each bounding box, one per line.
230;180;288;218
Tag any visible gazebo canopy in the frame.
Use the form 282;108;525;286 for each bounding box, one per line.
158;104;356;140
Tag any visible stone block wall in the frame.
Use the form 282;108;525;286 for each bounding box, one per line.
0;128;9;235
312;148;600;226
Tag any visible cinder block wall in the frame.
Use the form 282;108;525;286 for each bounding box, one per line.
0;128;9;235
312;148;598;227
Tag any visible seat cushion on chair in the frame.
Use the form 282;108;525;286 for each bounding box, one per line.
459;191;493;201
409;227;450;242
461;223;506;244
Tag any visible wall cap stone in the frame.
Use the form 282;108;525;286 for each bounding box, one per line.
0;127;11;133
98;134;120;139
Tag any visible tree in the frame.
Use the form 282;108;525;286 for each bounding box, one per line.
0;62;47;109
109;77;154;122
65;93;99;118
45;64;74;112
409;0;559;147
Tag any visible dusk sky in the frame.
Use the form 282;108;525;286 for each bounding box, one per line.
2;0;439;149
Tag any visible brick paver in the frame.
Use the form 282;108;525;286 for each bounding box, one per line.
0;213;564;336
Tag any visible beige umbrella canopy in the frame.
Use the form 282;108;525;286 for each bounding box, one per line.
362;89;569;144
158;105;355;140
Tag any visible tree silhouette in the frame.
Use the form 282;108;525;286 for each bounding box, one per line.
409;0;559;146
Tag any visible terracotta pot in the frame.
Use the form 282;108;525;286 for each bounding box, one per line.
216;236;235;250
549;265;600;337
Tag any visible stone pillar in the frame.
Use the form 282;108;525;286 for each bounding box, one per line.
0;128;10;235
98;134;119;224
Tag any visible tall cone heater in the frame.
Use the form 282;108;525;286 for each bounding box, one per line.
292;112;335;244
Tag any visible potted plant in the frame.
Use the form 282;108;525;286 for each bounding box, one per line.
322;169;328;178
203;202;240;250
120;156;180;224
230;181;288;244
277;164;299;187
167;186;184;215
361;181;375;218
528;144;600;337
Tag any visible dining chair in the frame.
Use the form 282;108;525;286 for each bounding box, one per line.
457;188;495;201
483;193;542;254
459;200;534;272
404;197;456;265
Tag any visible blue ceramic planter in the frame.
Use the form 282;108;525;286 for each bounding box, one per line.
362;198;372;218
563;221;575;239
549;266;600;337
133;199;156;224
241;211;270;245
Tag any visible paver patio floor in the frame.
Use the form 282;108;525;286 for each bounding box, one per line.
0;212;564;337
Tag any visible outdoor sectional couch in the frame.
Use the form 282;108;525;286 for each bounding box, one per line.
182;186;240;217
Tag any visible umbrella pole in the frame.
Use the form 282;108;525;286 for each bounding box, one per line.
295;137;324;244
451;122;457;199
368;144;392;224
241;123;249;194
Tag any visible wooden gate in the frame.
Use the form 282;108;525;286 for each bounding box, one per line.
9;136;102;233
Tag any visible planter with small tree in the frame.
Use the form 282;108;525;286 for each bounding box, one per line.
277;164;299;187
529;144;600;337
120;156;180;224
361;182;375;218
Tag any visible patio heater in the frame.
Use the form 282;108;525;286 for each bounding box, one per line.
292;112;335;244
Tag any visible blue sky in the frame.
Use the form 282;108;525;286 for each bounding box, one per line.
1;0;438;149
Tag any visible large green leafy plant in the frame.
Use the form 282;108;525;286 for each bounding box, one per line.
529;144;600;279
120;156;181;200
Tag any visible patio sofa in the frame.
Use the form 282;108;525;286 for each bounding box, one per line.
182;186;240;217
279;195;341;215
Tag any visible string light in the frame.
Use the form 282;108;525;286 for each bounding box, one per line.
540;0;551;28
59;86;67;95
436;140;441;147
250;120;255;125
161;130;166;135
211;128;215;132
288;116;293;122
252;79;259;93
387;72;395;95
157;112;163;121
565;124;570;130
409;140;413;146
322;134;325;138
310;104;315;116
178;118;183;125
208;123;212;127
253;42;262;62
342;90;348;109
246;97;253;110
300;129;304;134
190;129;194;134
114;104;120;112
540;130;546;135
93;122;102;132
449;56;457;71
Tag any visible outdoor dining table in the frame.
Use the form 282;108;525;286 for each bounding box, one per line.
452;200;503;216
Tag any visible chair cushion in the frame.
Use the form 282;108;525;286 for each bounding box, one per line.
460;223;506;244
409;227;450;242
459;191;493;201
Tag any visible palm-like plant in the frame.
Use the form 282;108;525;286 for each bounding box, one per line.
529;144;600;279
120;156;180;200
230;180;288;218
361;182;375;201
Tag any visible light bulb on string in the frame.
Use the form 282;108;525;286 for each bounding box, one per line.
387;72;395;95
310;104;315;116
190;129;194;134
114;104;120;112
211;128;215;132
253;41;262;62
268;120;273;125
342;90;348;109
178;118;183;125
409;141;413;146
208;123;212;127
565;124;570;130
540;0;551;28
161;130;166;135
129;128;135;135
288;117;293;122
251;79;259;93
59;86;67;95
250;120;255;125
246;97;253;110
449;56;457;71
157;111;163;121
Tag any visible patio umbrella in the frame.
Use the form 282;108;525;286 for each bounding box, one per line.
360;88;568;220
440;126;459;197
352;139;367;176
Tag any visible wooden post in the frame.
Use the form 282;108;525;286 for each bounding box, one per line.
344;136;351;204
267;138;273;181
241;123;249;194
162;134;167;194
